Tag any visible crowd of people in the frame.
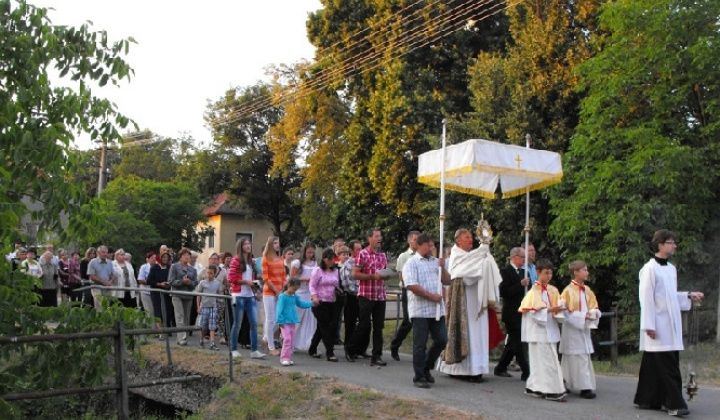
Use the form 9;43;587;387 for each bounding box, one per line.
5;227;703;416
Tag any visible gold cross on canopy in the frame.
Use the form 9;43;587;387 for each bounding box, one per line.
515;154;522;169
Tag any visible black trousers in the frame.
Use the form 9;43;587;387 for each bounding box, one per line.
347;297;385;358
495;323;529;376
343;294;361;348
390;287;413;350
310;301;341;358
634;351;687;410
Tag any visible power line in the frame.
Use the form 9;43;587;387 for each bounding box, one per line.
209;0;512;129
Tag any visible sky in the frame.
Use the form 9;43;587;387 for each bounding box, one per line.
32;0;322;149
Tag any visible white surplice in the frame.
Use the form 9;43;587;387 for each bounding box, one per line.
436;244;501;376
559;289;601;391
522;289;564;394
639;259;691;352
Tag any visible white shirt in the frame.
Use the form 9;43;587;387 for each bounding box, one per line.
403;253;444;319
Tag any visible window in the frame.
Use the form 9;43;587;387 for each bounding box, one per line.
208;233;215;248
235;232;253;245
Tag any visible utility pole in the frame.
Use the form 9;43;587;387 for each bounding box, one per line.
97;138;107;197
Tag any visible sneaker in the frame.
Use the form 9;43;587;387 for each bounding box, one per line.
199;340;205;349
544;393;566;402
667;408;690;417
524;388;543;398
413;377;431;389
289;360;294;365
209;343;219;351
281;360;291;366
251;351;266;359
178;339;187;346
157;334;165;340
231;350;242;359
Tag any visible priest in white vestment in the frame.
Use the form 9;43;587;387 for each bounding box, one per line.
436;228;501;381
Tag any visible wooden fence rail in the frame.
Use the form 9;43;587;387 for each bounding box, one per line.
597;306;714;367
0;321;201;420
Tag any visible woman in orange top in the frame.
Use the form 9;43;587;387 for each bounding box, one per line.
261;236;285;356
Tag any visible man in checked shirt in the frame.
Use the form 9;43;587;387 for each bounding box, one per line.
344;228;391;365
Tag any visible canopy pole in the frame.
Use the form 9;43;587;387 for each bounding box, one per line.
523;134;531;294
436;119;447;320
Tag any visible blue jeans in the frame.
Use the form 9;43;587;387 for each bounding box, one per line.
412;316;448;380
230;296;259;351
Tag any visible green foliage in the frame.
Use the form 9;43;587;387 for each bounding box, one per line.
204;84;305;245
0;3;163;414
0;258;153;418
271;0;509;248
113;135;181;182
0;0;135;244
549;0;720;309
81;176;209;263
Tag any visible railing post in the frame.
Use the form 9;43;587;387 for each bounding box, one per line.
160;293;172;365
610;306;618;368
226;296;234;383
114;321;129;420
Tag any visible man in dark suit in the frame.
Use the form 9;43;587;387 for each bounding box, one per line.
494;247;530;380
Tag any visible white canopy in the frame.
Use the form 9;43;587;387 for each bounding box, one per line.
417;139;563;199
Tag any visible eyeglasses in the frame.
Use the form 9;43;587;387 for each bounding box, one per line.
664;241;677;245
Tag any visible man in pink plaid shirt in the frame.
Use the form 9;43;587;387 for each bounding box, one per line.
344;228;391;365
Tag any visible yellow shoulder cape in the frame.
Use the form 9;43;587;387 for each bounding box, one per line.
560;281;599;312
518;283;559;313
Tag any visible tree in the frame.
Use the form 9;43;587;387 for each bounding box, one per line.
92;176;210;257
205;83;305;245
453;0;605;277
0;2;149;417
113;133;181;182
549;0;720;310
268;0;509;250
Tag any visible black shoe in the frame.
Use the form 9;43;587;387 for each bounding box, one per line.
391;348;400;361
667;408;690;417
425;371;435;384
413;377;431;389
521;373;529;381
524;388;543;398
371;357;387;366
494;370;512;378
580;390;596;399
345;353;356;362
309;351;322;359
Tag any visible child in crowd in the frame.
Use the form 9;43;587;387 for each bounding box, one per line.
559;260;601;399
196;264;222;351
519;258;565;401
276;278;315;366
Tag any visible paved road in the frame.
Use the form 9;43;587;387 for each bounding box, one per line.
218;340;720;420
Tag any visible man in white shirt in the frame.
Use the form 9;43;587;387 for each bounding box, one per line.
403;233;451;388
